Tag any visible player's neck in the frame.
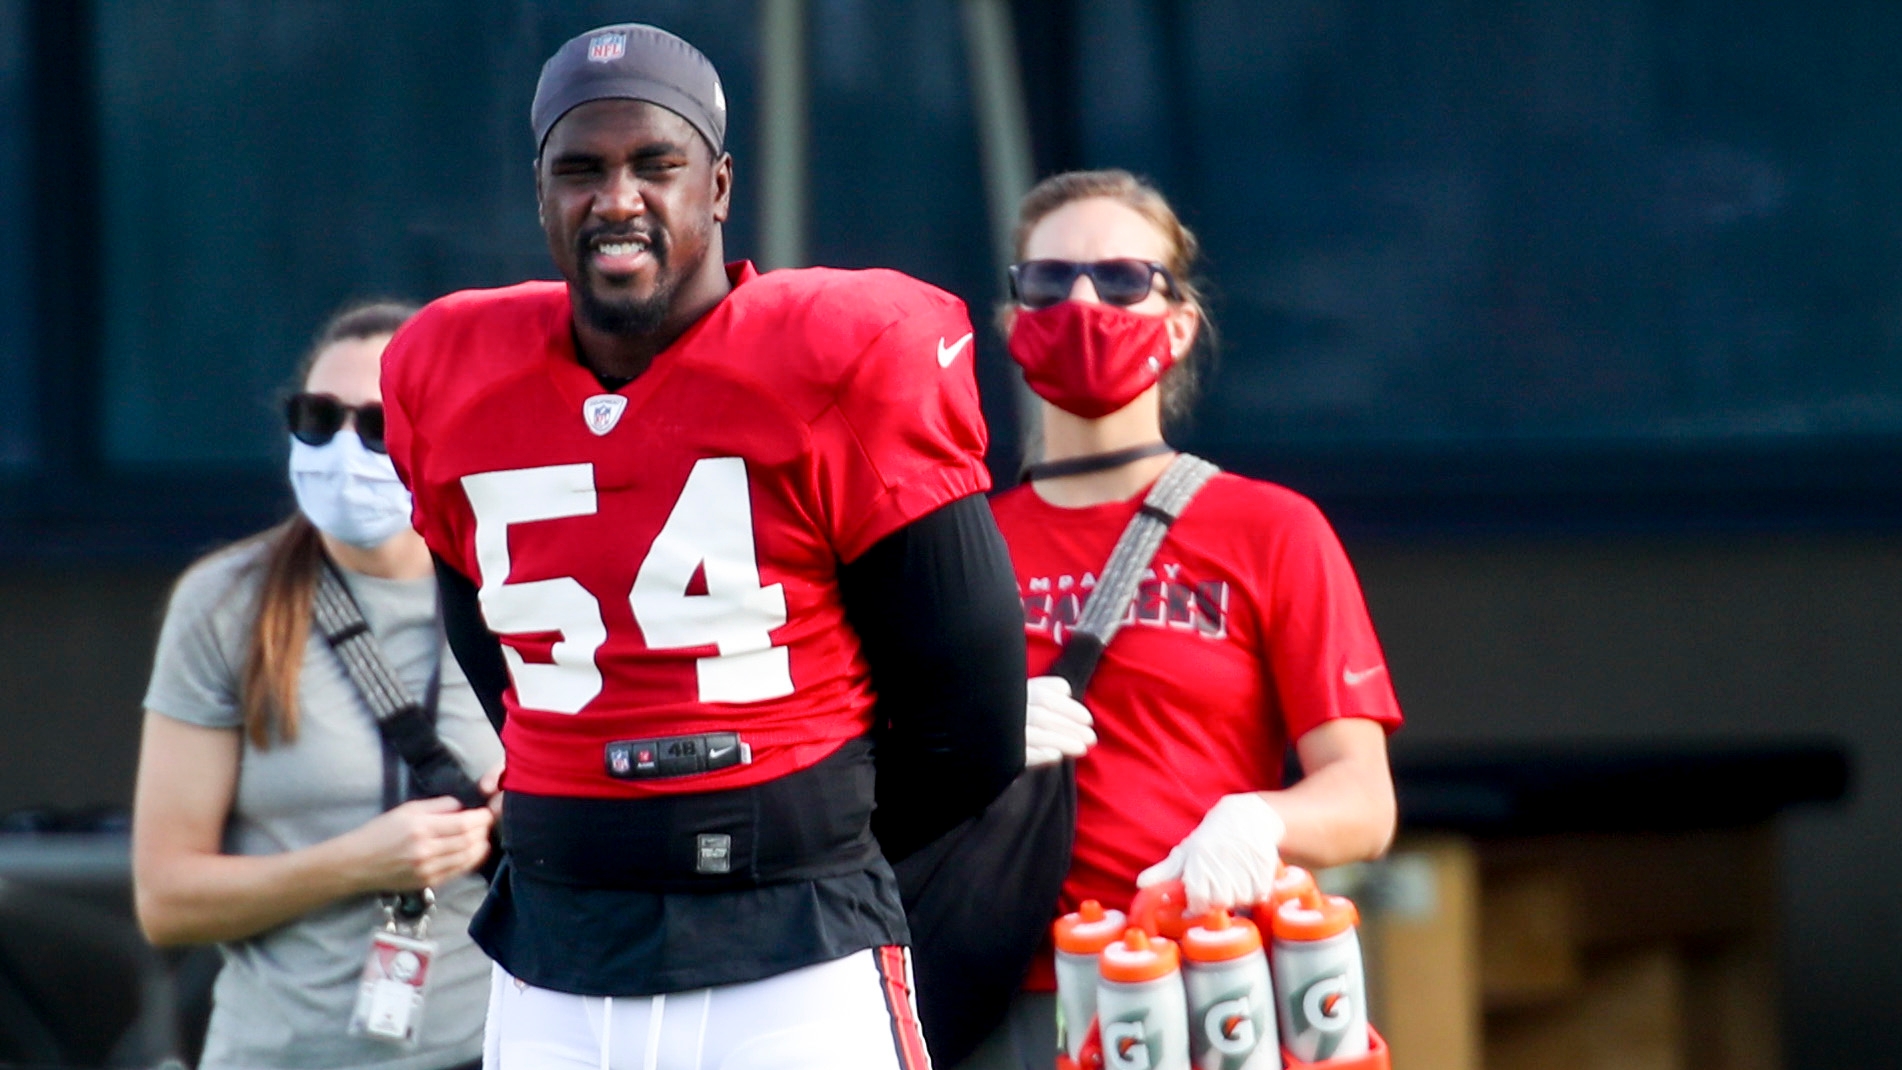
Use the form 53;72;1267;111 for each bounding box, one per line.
1031;395;1174;508
572;253;733;382
323;529;433;581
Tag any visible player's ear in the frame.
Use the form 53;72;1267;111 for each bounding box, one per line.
710;151;734;224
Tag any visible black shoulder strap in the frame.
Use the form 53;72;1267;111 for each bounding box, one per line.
313;560;487;809
1045;453;1221;696
900;457;1219;1064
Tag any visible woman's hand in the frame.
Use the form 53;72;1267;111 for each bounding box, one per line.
1025;675;1096;766
133;711;498;947
340;796;495;893
1136;792;1286;915
480;760;505;823
1131;720;1397;915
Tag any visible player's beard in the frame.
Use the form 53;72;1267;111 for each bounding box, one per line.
575;228;677;336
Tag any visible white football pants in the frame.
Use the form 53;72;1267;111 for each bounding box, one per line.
483;946;931;1070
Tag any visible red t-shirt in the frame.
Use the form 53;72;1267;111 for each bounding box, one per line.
990;472;1402;989
382;262;990;798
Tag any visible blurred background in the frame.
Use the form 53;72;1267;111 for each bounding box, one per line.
1;1;1898;1067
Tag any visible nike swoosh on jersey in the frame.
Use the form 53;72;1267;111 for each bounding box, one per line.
937;332;974;368
1343;665;1387;686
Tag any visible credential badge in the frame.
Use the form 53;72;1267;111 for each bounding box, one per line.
587;31;628;63
584;393;628;436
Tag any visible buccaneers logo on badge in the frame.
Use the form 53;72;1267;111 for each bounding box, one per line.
584;394;628;436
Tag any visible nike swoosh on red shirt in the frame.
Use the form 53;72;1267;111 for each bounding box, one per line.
936;332;974;367
1343;665;1387;686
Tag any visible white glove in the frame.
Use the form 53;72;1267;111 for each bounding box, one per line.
1024;676;1096;767
1135;793;1286;914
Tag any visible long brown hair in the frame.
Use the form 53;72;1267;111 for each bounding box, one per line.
1005;169;1216;424
231;300;418;748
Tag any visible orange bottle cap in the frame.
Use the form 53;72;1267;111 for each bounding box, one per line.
1181;908;1263;962
1098;927;1181;983
1272;890;1360;943
1249;864;1316;921
1275;865;1317;904
1128;879;1204;940
1055;900;1130;954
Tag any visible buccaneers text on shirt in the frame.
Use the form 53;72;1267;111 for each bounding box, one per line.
1022;564;1230;643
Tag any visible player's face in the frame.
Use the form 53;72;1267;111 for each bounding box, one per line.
1019;197;1200;358
536;99;733;336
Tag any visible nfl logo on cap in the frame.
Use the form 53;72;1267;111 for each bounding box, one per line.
587;31;627;63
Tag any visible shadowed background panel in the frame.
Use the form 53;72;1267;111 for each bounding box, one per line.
1073;1;1902;466
0;0;30;470
93;0;759;469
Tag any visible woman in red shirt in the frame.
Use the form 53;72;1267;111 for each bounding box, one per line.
969;169;1402;1069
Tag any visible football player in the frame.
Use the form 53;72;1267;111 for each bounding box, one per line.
381;24;1026;1070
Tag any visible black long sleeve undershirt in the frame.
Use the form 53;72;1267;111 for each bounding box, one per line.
434;555;509;734
841;493;1028;862
432;491;1027;864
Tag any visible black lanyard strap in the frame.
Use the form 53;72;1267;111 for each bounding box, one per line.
1019;441;1175;483
313;560;485;810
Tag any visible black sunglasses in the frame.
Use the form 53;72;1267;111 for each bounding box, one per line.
1008;259;1180;310
286;392;387;454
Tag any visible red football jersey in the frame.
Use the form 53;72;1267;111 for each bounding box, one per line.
382;262;990;798
990;472;1402;989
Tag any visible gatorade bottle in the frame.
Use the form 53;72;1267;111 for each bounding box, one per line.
1180;910;1276;1070
1055;901;1129;1065
1270;890;1369;1064
1128;877;1202;940
1241;864;1315;934
1262;864;1317;915
1097;928;1191;1070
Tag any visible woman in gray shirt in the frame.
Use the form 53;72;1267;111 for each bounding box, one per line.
132;303;503;1070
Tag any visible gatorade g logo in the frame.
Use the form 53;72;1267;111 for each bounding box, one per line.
1203;994;1258;1057
1291;975;1353;1061
1103;1019;1153;1070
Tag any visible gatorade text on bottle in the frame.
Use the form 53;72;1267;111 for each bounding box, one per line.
1180;909;1276;1070
1056;900;1129;1064
1270;890;1369;1063
1097;928;1191;1070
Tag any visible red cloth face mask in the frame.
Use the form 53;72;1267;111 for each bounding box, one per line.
1007;301;1176;419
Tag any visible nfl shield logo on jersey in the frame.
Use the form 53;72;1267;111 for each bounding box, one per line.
587;31;627;63
584;394;628;435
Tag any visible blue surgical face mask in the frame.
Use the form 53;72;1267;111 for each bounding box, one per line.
287;430;414;549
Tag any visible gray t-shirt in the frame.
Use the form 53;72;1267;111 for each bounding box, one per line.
144;539;503;1070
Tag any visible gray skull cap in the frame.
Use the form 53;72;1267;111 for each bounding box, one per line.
532;24;726;155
